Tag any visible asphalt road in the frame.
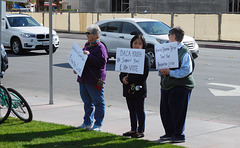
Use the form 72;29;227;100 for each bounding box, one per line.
2;34;240;125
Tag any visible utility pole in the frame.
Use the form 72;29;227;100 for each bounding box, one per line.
232;0;235;13
237;0;240;12
49;0;53;104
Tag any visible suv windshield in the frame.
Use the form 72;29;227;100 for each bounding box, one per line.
137;21;170;35
7;16;40;27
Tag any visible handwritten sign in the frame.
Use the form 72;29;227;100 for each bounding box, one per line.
115;48;145;75
68;43;88;77
155;42;179;69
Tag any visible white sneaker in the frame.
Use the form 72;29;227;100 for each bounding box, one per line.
91;125;101;131
77;123;92;130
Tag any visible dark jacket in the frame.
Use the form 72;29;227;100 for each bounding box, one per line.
160;45;195;90
77;42;108;84
119;54;150;98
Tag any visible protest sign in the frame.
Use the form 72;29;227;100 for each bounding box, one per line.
155;42;179;69
68;43;88;77
115;48;145;75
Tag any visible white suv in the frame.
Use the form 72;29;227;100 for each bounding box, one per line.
96;18;199;67
1;14;59;54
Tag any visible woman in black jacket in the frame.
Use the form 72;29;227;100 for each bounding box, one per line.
119;35;150;138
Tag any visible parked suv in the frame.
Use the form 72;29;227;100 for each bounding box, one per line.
96;18;199;67
1;14;59;54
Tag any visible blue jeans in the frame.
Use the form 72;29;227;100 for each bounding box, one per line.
79;83;105;127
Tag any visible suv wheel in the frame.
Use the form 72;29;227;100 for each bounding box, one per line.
45;46;57;54
11;38;22;54
146;47;155;68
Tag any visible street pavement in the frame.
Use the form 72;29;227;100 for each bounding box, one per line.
17;40;240;147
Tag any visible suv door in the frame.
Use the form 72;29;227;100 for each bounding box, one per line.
99;22;122;56
118;22;141;48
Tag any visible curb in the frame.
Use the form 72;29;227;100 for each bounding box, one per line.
197;42;240;50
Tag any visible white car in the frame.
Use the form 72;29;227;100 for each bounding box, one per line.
1;14;59;54
96;18;199;67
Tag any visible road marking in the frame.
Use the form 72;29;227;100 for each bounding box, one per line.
208;83;240;96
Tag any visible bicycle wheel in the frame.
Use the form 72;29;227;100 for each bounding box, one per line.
7;88;33;122
0;85;12;124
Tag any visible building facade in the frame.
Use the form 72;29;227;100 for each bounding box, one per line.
61;0;239;13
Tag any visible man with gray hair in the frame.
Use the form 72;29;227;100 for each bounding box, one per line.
74;24;108;131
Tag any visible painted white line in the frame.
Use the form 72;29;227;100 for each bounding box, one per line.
208;83;240;96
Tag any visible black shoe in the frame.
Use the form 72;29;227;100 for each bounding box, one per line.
123;131;136;137
159;135;171;141
131;133;144;138
169;136;185;143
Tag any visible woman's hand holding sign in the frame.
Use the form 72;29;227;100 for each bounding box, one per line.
83;50;90;55
122;76;129;85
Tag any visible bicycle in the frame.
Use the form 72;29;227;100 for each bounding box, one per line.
0;83;33;124
7;87;33;122
0;84;12;124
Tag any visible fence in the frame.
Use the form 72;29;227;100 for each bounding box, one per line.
11;12;240;42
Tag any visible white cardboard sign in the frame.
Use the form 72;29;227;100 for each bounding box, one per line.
115;48;145;75
68;43;88;77
155;42;179;69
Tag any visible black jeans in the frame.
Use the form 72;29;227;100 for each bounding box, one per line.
160;86;192;138
126;96;145;133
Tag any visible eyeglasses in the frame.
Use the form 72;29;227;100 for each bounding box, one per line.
85;32;92;35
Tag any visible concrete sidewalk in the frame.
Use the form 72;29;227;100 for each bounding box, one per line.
25;94;239;148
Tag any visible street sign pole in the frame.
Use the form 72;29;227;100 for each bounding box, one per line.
0;0;2;73
49;0;53;104
0;0;2;45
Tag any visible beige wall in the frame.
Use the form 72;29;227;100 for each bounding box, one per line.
53;12;68;31
194;14;219;41
78;13;98;33
134;13;171;26
99;13;132;21
25;12;43;24
70;13;80;32
16;12;240;42
43;12;68;31
151;14;171;27
221;14;240;42
174;14;195;37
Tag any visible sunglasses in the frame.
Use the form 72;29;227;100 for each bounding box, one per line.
168;33;171;37
85;32;92;35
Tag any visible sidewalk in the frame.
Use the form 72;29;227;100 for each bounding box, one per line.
25;94;239;148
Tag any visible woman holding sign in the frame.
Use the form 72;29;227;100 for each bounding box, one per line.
120;35;150;138
158;27;195;143
73;24;108;131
